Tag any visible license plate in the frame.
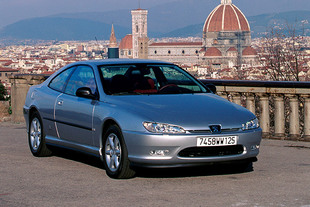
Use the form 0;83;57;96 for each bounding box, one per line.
197;136;238;147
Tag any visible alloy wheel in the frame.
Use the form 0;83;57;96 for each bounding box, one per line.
105;133;122;172
30;117;41;151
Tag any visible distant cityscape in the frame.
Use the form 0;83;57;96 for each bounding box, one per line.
0;0;310;94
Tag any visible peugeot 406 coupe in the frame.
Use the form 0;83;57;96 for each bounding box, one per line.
24;59;262;179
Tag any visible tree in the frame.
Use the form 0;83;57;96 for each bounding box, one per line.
259;22;308;81
0;82;7;100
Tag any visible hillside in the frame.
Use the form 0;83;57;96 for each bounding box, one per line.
0;17;130;41
162;11;310;38
0;10;309;41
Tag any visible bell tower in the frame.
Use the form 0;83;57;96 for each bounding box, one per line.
131;8;149;59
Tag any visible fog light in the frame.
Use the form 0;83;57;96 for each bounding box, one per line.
250;145;260;151
149;150;169;156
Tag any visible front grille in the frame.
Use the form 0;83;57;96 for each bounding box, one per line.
178;145;244;157
188;128;241;134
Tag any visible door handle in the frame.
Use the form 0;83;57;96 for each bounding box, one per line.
57;100;63;106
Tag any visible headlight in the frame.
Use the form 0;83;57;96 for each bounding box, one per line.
242;118;260;131
143;122;186;134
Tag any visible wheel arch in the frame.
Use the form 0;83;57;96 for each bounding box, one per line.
26;106;40;131
99;119;121;158
29;106;39;118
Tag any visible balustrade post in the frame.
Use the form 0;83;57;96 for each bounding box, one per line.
231;92;242;106
218;92;228;100
286;95;300;140
246;93;255;114
273;94;285;139
301;95;310;141
259;93;270;138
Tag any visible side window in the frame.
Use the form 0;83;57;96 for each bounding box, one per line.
49;67;75;92
160;66;186;81
64;66;97;96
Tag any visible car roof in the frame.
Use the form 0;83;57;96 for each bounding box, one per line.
73;59;173;67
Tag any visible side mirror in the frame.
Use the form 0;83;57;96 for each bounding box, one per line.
76;87;97;99
205;83;217;94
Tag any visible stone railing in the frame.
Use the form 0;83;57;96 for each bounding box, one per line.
8;74;310;141
201;79;310;141
9;74;47;122
0;101;10;122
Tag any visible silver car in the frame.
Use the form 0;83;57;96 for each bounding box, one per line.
24;59;262;179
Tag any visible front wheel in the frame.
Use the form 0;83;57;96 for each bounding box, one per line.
28;111;52;157
102;125;135;179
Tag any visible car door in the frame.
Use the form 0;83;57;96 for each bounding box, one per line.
43;66;76;139
55;65;98;146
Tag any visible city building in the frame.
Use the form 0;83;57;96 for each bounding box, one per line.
131;8;149;59
0;67;19;87
108;24;119;59
200;0;258;70
120;0;259;71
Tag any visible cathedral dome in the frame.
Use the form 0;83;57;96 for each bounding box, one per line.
119;34;133;50
203;0;250;33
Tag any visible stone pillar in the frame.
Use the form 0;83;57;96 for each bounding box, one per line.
301;95;310;141
259;94;270;138
231;92;242;106
246;93;255;114
0;101;10;122
287;95;300;140
9;74;46;123
273;94;285;139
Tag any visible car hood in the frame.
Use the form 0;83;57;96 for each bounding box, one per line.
105;93;256;131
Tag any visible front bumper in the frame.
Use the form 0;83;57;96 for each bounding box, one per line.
23;106;30;132
123;128;262;167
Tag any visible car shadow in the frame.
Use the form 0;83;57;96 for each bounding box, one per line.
49;146;105;170
134;163;253;179
49;146;253;179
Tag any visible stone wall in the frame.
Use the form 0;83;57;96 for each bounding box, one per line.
0;101;10;122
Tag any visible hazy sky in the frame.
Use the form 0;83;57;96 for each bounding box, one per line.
0;0;309;29
0;0;177;28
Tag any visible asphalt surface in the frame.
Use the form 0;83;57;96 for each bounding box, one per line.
1;123;310;207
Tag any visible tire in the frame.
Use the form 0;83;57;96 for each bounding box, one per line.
102;125;135;179
28;111;52;157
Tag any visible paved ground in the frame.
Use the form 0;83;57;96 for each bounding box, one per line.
1;123;310;207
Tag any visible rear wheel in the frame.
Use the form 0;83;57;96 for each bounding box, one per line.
102;125;135;179
28;112;52;157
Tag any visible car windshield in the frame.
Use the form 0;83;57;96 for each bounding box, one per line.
99;64;209;95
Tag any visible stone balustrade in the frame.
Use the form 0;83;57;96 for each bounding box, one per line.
202;79;310;141
8;74;310;141
9;74;47;122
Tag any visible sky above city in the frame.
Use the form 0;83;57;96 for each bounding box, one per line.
0;0;177;28
0;0;309;29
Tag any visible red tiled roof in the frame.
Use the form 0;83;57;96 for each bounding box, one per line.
242;46;257;56
227;47;237;52
200;47;206;52
119;34;133;50
0;67;19;72
41;71;55;75
204;47;222;57
203;3;250;32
